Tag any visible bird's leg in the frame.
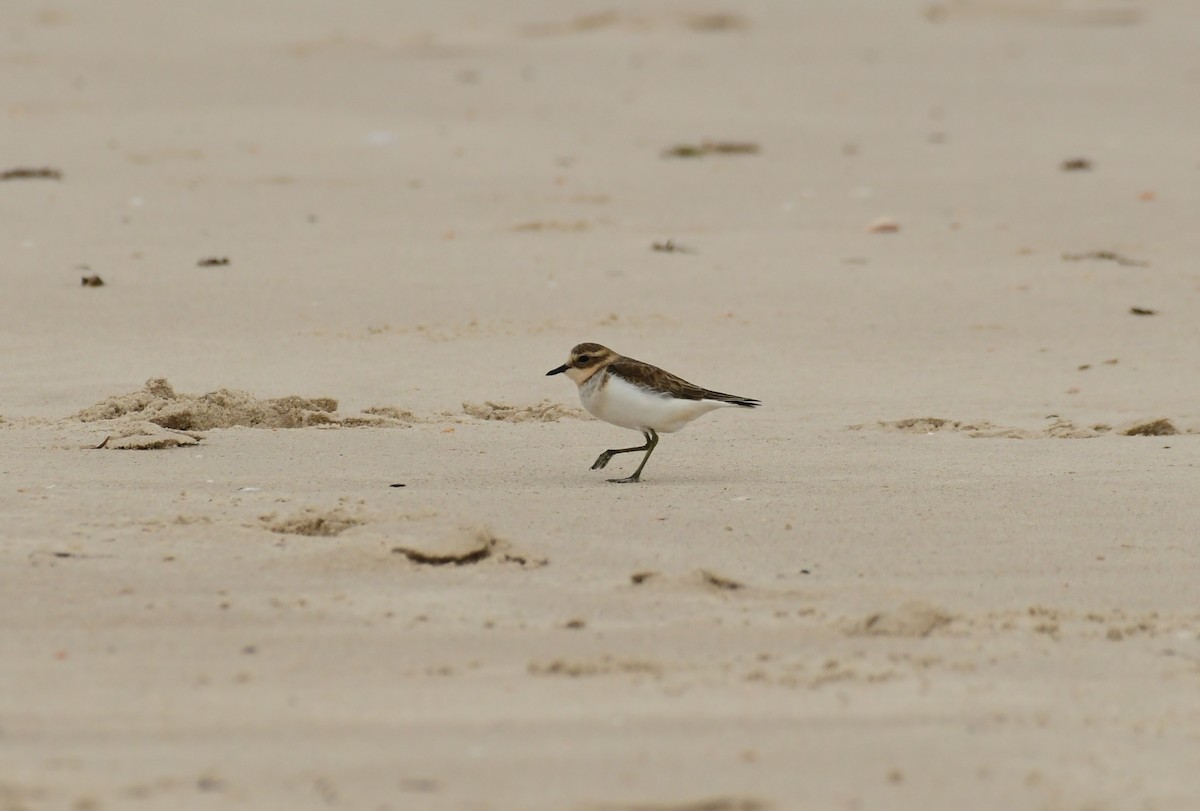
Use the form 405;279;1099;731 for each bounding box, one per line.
607;430;659;484
591;431;653;471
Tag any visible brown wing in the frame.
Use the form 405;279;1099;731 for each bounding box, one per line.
610;357;760;407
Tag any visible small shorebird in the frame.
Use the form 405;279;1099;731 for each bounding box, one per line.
546;342;760;483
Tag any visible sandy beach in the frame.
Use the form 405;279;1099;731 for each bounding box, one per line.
3;1;1199;809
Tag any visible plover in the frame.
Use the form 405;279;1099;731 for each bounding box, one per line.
546;342;760;483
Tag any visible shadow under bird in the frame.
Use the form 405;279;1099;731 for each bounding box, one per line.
546;342;761;483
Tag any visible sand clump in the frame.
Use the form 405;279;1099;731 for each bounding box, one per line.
591;799;766;811
851;602;955;638
460;400;585;423
74;378;416;438
93;421;204;450
857;416;1187;440
75;378;339;430
76;381;580;433
1037;420;1107;439
391;526;547;568
698;570;745;592
72;380;585;448
358;405;418;423
263;508;364;537
869;417;976;434
862;416;1056;438
527;655;663;678
1121;418;1178;436
626;570;748;594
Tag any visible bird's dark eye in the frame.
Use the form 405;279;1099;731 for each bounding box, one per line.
575;355;590;365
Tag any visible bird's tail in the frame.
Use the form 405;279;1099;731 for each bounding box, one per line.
704;390;761;408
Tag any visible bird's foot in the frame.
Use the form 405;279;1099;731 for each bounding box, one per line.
606;475;641;484
591;452;615;470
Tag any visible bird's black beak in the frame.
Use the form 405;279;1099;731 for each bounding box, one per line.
546;364;568;376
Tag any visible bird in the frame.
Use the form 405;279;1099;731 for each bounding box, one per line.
546;342;760;483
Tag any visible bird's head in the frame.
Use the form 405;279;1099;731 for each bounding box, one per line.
546;342;616;384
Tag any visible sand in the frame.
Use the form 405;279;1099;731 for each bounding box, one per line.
3;1;1199;809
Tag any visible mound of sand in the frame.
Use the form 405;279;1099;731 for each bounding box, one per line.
862;416;1041;437
74;378;411;432
857;416;1188;439
263;508;364;537
460;400;585;423
1121;418;1178;436
75;378;337;430
970;419;1104;440
358;405;418;422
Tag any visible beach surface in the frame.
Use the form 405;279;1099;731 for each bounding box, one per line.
3;1;1199;809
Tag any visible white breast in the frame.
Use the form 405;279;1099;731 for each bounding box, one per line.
579;371;729;434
